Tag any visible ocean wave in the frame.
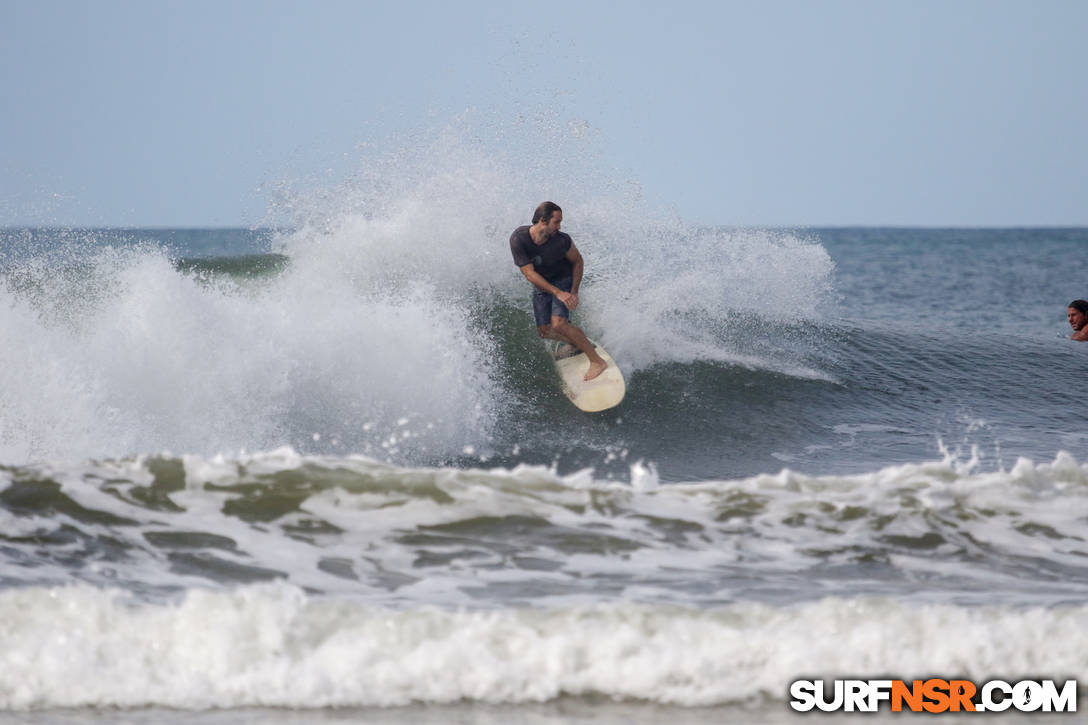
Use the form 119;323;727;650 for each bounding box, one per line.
0;122;838;468
0;582;1084;709
3;450;1088;605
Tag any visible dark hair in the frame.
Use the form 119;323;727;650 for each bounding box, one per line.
532;201;562;224
1070;300;1088;315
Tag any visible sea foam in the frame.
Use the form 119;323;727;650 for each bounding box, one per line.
0;583;1084;709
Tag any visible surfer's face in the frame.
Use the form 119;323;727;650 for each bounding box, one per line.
542;211;562;238
1069;307;1087;331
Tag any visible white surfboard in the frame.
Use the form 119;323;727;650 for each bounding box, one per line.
547;339;625;412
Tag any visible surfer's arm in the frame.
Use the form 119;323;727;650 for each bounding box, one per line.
566;244;584;295
519;264;578;310
519;264;559;295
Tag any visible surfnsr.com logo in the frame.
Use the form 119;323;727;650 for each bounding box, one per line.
789;679;1077;713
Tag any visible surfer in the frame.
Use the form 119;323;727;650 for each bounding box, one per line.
510;201;608;381
1068;300;1088;341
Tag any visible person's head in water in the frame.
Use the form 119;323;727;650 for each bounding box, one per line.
1068;300;1088;338
531;201;563;239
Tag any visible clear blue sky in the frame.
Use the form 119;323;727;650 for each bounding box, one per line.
2;0;1086;227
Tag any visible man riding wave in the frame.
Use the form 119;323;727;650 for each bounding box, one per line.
509;201;607;381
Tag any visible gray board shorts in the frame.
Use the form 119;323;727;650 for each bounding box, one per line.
532;277;572;326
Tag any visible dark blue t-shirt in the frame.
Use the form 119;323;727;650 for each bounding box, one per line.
509;225;573;283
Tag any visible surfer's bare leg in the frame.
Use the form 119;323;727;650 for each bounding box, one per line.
551;317;607;381
536;324;573;343
536;325;579;359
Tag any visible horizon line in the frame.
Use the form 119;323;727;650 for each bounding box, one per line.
4;223;1088;232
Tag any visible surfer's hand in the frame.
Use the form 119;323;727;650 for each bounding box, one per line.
558;291;579;311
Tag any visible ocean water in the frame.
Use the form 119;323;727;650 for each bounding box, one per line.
2;139;1088;722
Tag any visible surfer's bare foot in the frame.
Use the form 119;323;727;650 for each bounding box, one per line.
584;359;607;381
